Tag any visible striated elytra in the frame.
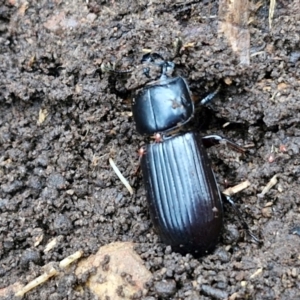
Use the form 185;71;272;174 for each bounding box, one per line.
141;132;223;256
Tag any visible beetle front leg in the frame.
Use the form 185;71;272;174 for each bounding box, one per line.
134;146;147;175
199;85;221;106
202;134;245;153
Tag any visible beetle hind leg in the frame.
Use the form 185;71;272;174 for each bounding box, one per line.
223;194;261;244
202;135;245;153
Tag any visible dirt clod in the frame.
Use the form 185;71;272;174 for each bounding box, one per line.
153;280;177;298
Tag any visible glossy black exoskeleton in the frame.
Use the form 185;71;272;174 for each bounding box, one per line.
130;53;255;256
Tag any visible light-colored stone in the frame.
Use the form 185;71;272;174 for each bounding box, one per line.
76;242;152;299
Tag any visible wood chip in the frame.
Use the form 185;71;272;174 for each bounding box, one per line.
258;174;278;197
223;180;251;196
218;0;250;65
37;108;48;125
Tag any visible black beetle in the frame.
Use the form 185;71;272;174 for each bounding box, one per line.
129;53;255;256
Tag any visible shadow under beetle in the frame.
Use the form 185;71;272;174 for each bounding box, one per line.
128;53;257;257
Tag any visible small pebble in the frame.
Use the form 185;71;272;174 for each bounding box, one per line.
216;248;230;263
48;173;66;189
154;280;176;298
262;207;272;218
20;249;41;268
53;214;72;234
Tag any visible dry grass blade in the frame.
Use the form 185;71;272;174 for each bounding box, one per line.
109;158;134;195
269;0;276;29
15;268;58;298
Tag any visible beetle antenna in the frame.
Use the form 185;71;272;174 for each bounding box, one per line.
141;52;165;64
160;61;175;79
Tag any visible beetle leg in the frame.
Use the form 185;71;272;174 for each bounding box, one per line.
202;135;245;153
143;67;151;78
153;133;163;143
173;37;183;57
134;146;147;175
200;85;221;106
223;194;261;244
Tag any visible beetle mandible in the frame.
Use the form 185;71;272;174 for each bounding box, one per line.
129;53;255;256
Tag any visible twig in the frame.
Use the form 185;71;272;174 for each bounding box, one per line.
15;250;83;297
223;180;251;196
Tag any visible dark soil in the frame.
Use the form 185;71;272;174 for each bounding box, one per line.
1;1;300;299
